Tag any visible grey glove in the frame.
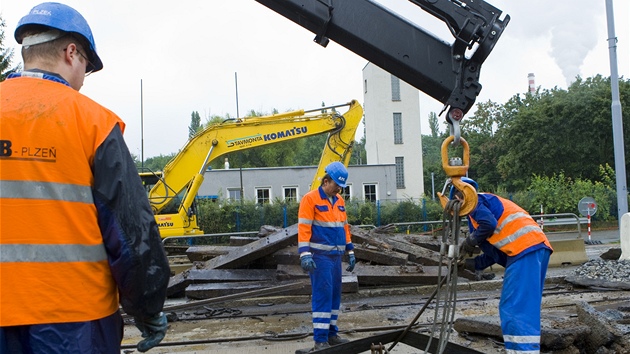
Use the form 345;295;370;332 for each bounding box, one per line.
300;253;317;272
134;312;167;352
346;253;356;272
459;237;477;257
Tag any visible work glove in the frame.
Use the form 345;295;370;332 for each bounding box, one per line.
134;312;168;352
346;252;356;272
459;258;476;273
300;252;317;272
459;236;477;257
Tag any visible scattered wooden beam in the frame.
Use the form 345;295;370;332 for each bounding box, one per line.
230;236;259;246
277;264;449;286
200;224;298;270
353;246;409;266
383;235;444;265
186;245;238;262
162;280;310;313
167;268;278;298
186;276;358;299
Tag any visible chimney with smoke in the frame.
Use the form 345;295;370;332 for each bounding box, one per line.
528;73;536;94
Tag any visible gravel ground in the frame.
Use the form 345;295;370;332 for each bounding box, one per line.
120;232;627;353
574;258;630;282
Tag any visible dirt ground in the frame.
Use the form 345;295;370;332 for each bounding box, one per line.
120;237;626;354
121;285;629;354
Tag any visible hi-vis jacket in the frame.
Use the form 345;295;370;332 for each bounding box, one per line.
467;193;552;258
298;187;353;256
0;75;170;327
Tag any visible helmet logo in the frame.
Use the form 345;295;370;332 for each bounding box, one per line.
32;9;52;16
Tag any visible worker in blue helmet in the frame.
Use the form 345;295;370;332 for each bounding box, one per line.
1;3;169;353
451;177;553;353
298;161;356;351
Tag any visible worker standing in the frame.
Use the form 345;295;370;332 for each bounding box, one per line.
298;161;356;351
454;177;553;354
0;3;170;353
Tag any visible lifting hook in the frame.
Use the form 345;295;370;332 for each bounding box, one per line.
436;135;478;216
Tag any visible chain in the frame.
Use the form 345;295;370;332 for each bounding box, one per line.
425;198;462;354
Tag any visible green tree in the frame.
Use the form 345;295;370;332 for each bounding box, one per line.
496;75;630;190
428;112;441;138
350;135;367;165
189;111;201;138
422;112;449;199
464;100;505;192
138;153;177;173
0;16;22;81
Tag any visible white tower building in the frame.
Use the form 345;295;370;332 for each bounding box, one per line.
362;63;424;200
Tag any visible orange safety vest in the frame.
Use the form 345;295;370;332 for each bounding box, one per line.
0;78;124;326
469;194;552;256
298;188;352;255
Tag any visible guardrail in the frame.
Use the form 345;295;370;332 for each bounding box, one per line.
532;213;587;238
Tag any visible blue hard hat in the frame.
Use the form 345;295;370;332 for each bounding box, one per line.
449;177;478;199
15;2;103;73
325;162;349;188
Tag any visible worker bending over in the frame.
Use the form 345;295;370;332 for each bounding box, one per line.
298;162;356;352
455;177;553;354
0;3;170;353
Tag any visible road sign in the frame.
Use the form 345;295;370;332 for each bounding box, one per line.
578;197;597;217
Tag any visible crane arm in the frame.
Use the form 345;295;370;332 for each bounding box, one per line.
254;0;509;124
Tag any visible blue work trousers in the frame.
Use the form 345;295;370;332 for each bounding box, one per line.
500;247;551;353
0;311;123;354
309;253;342;343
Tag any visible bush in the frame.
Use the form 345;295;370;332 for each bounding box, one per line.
192;173;620;236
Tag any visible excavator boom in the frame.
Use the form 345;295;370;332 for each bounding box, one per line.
144;100;363;237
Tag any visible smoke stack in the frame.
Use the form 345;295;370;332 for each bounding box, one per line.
528;73;536;94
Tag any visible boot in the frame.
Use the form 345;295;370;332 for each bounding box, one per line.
328;335;349;345
310;341;330;352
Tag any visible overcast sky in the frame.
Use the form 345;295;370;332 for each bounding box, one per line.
2;1;629;160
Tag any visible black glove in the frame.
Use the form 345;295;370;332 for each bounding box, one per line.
461;258;476;272
459;236;477;257
134;312;168;352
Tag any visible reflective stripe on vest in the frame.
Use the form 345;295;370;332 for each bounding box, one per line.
471;195;551;256
0;180;93;203
0;244;107;263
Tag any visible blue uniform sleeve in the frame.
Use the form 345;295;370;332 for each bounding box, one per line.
468;201;498;245
92;125;170;319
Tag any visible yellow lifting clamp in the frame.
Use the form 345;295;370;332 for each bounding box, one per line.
436;135;478;216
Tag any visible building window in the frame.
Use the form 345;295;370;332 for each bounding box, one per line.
395;157;405;189
391;75;401;101
364;79;368;94
341;185;352;201
393;112;403;144
364;184;377;203
256;187;271;205
283;186;298;202
227;188;241;202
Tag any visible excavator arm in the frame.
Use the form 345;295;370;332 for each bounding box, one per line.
142;100;363;237
254;0;509;129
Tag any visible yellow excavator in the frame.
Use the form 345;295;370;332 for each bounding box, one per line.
140;100;363;238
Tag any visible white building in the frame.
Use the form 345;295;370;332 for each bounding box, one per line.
362;62;424;199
